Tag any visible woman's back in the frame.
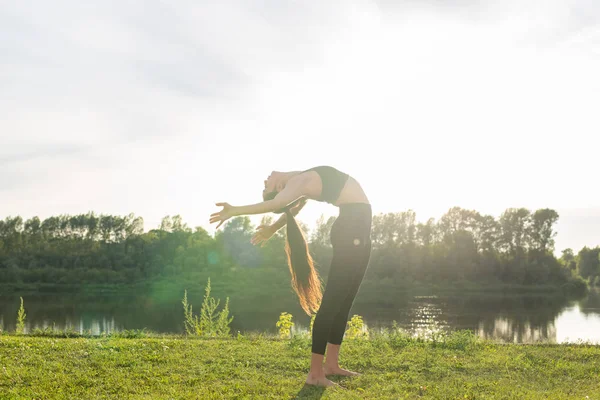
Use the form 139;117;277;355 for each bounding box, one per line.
300;166;370;206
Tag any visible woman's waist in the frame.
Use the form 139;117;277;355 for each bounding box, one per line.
338;202;372;215
333;203;372;231
333;176;369;205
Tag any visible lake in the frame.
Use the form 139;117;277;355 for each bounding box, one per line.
1;288;599;344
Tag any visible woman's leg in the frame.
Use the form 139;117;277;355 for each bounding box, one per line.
306;353;337;387
310;252;356;355
306;205;372;386
306;242;359;386
324;239;371;375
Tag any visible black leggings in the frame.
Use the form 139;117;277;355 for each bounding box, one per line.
311;203;372;355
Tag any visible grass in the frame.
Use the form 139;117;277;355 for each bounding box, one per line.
1;330;599;399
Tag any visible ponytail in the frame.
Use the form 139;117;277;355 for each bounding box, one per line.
283;209;322;315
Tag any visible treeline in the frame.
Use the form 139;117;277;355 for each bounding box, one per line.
0;208;598;289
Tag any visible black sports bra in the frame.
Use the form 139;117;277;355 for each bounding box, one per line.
303;166;350;205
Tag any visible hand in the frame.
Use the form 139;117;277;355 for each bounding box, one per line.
210;202;235;229
251;224;275;247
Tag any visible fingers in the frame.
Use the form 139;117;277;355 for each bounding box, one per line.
251;235;270;247
210;218;225;229
251;234;265;246
215;202;227;207
210;215;225;225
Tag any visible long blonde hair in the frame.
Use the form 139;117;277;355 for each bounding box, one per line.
264;193;322;315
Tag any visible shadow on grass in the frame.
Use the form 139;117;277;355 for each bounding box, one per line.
292;383;326;399
292;377;353;399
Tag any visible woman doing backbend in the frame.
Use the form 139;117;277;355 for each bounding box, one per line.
210;166;372;388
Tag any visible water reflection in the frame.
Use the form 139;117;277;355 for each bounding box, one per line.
478;317;557;343
0;289;598;343
19;316;118;335
0;294;183;335
352;289;600;344
579;288;600;315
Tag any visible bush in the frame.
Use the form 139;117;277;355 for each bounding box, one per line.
182;278;234;337
562;276;588;296
442;330;479;351
29;326;83;338
345;314;369;340
16;297;26;334
276;312;294;339
388;327;412;349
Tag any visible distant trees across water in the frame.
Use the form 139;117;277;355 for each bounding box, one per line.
0;207;598;289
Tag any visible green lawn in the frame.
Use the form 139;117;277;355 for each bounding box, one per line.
1;332;599;399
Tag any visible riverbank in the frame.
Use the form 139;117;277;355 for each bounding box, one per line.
0;274;589;298
0;332;598;399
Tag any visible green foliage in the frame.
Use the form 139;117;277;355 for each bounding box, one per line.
16;296;26;334
286;332;311;351
442;329;480;350
345;314;369;340
387;321;413;349
275;312;294;339
577;246;600;279
24;327;158;339
28;326;83;338
182;290;201;335
200;278;234;337
0;207;596;292
215;298;234;336
182;278;234;338
109;329;151;339
562;276;588;296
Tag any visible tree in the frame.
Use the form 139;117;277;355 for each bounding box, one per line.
371;211;417;249
171;215;191;233
309;215;336;248
498;208;532;255
416;218;437;247
160;216;173;233
560;248;576;270
473;214;501;254
529;209;559;252
220;217;261;268
438;207;479;238
0;209;591;289
577;247;600;280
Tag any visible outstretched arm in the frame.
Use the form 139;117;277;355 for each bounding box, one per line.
233;184;304;216
250;197;307;246
210;180;305;228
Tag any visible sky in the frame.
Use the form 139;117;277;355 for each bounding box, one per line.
1;0;599;253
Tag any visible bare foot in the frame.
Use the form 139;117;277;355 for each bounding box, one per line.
323;365;361;377
305;373;338;387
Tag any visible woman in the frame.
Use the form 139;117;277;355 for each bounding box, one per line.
209;166;372;388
